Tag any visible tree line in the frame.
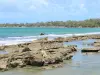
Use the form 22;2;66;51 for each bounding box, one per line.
0;18;100;27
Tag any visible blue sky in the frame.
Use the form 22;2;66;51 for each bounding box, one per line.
0;0;100;23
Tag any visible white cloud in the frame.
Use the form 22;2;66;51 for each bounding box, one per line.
0;0;88;13
25;0;49;10
0;0;50;18
0;0;100;22
0;0;49;12
67;0;88;16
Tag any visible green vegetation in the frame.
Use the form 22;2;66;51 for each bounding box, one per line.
1;18;100;27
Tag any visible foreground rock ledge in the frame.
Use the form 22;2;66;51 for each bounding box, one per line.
0;40;77;71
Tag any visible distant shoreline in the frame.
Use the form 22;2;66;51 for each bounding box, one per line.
0;27;100;28
0;18;100;28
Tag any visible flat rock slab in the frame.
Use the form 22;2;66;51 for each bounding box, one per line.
81;48;100;52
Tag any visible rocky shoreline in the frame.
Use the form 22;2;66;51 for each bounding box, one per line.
0;34;100;71
0;38;77;71
54;34;100;42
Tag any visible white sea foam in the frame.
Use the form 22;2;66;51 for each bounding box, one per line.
0;32;100;46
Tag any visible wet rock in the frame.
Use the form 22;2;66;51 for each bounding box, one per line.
93;41;100;47
70;47;77;51
81;48;100;52
66;45;77;47
0;39;77;71
43;56;63;65
23;52;44;66
42;63;63;70
9;59;25;68
40;33;45;35
93;43;100;47
21;47;31;52
0;46;7;50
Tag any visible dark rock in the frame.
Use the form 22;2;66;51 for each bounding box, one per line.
40;33;45;35
9;59;25;68
22;47;31;52
81;48;100;52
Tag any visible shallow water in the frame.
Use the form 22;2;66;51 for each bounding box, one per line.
1;39;100;75
64;39;95;49
0;50;8;54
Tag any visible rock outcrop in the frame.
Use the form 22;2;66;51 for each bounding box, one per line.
0;40;77;71
54;34;100;42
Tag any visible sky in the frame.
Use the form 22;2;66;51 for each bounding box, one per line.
0;0;100;23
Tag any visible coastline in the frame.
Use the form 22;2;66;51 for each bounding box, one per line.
0;33;100;71
1;31;100;46
0;27;100;28
0;38;77;71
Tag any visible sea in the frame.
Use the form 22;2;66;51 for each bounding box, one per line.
1;28;100;75
0;27;100;45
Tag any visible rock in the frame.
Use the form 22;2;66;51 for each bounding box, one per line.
28;42;41;51
93;43;100;47
40;41;63;49
64;54;73;60
0;59;8;71
66;45;77;47
21;47;31;52
53;35;100;42
42;63;63;70
0;46;7;50
38;37;48;42
22;52;44;66
0;39;77;71
70;46;77;51
42;66;53;70
41;50;48;58
9;59;25;68
93;41;100;47
40;33;45;35
81;48;100;52
54;37;65;42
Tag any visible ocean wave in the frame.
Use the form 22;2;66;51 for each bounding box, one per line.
0;32;100;46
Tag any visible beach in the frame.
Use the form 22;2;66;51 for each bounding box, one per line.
0;28;100;75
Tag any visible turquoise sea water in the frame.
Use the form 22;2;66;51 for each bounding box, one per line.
0;27;100;45
0;28;100;37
